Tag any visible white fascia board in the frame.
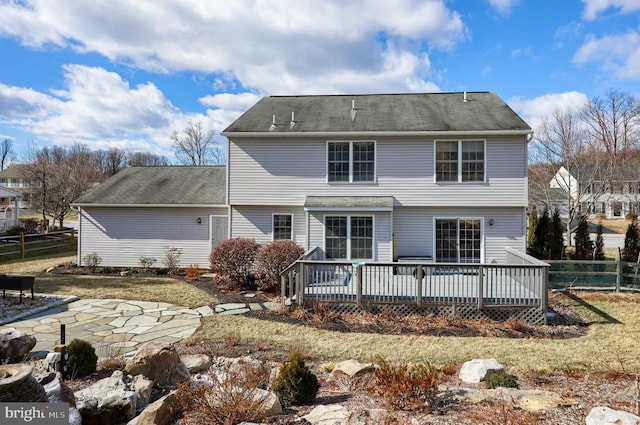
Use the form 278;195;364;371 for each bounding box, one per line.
222;129;533;138
304;206;393;212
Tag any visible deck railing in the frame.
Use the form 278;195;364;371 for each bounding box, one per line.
281;248;549;313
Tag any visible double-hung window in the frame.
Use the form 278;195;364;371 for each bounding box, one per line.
435;140;485;182
325;216;373;260
273;214;292;240
327;141;375;183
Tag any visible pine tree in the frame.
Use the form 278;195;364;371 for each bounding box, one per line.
573;215;593;260
549;208;565;259
531;207;550;259
594;221;605;261
527;206;537;254
622;215;640;262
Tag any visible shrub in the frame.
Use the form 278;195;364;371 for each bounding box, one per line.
163;246;182;273
622;215;640;262
173;358;272;425
254;240;304;292
209;238;261;289
185;264;200;282
4;225;25;236
138;256;157;271
272;352;320;407
367;360;441;411
484;371;519;389
18;218;39;234
83;252;102;272
67;339;98;378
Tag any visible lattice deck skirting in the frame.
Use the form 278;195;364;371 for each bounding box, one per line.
300;300;547;325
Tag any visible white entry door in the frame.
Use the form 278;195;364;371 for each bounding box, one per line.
210;216;228;249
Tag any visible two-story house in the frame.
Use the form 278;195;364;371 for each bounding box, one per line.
549;165;640;219
222;92;532;265
0;164;33;209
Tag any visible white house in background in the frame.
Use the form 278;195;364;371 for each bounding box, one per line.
0;164;33;208
222;92;533;264
0;186;22;232
71;166;227;268
550;165;640;218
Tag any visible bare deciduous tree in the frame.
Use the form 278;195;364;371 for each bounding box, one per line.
94;147;128;177
171;121;223;165
0;138;15;171
127;151;168;166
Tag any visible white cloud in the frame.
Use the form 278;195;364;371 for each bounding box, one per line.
0;65;220;155
573;31;640;80
509;91;589;129
582;0;640;20
0;0;466;95
487;0;519;16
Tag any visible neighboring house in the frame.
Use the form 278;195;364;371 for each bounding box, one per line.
0;186;22;232
0;164;33;208
550;165;640;219
71;166;228;268
222;92;532;264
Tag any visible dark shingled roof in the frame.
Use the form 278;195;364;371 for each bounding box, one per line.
223;92;531;134
72;166;226;206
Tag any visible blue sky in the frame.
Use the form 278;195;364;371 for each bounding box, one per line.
0;0;639;162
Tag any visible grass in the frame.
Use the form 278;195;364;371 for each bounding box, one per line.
6;255;640;373
590;217;631;234
189;292;640;373
0;255;217;309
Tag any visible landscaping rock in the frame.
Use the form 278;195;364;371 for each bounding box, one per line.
249;387;282;417
303;404;350;424
181;353;212;373
327;359;376;381
134;391;180;425
74;371;138;424
125;342;190;387
459;358;504;384
586;406;640;425
133;374;154;410
447;387;574;412
38;372;76;406
0;327;36;363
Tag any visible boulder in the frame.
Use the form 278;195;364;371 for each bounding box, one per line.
249;387;282;417
0;328;37;363
586;406;640;425
38;372;76;406
74;371;138;425
459;358;504;384
447;387;574;412
327;360;376;381
134;391;180;425
125;342;189;387
133;375;154;410
304;404;350;424
181;354;212;373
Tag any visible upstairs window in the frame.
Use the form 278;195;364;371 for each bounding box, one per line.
435;140;485;182
327;141;375;183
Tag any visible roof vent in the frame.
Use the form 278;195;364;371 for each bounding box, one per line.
351;99;357;121
269;114;276;131
289;111;295;129
463;92;468;103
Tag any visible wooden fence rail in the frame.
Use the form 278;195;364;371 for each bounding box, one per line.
546;258;640;292
0;229;76;260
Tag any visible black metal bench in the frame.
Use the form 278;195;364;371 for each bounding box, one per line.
0;275;35;303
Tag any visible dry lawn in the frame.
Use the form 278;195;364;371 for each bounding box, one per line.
0;255;216;308
591;218;631;234
190;292;640;373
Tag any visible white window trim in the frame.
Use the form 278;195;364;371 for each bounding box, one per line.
272;213;294;241
323;214;375;261
434;139;486;183
326;140;377;184
432;216;484;263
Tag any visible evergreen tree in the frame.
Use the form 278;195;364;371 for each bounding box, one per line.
531;207;551;259
527;206;537;254
549;208;565;259
622;215;640;262
573;215;593;260
594;221;605;261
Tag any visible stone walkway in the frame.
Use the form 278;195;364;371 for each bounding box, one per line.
8;297;282;357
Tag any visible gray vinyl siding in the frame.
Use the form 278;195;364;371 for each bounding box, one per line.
78;207;227;268
228;135;528;208
393;206;525;264
307;211;392;261
230;206;307;247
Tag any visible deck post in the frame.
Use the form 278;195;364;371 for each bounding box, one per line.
280;275;286;306
355;264;363;308
542;266;549;321
616;256;622;293
297;262;305;306
477;265;483;310
416;266;423;306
